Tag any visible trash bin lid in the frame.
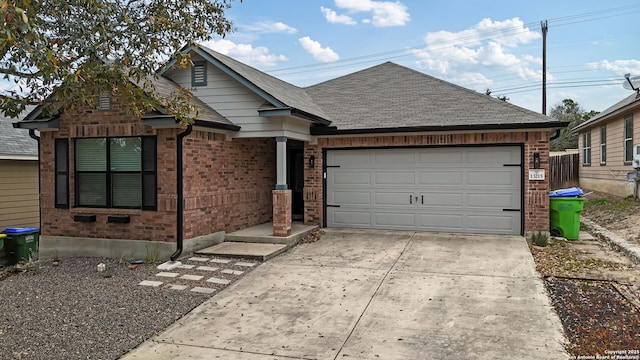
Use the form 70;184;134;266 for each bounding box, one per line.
549;187;584;198
0;234;6;238
2;227;40;235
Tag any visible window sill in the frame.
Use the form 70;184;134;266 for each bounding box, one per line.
70;208;143;215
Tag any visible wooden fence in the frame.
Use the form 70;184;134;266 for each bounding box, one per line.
549;153;580;190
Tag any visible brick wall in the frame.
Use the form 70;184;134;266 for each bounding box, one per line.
40;106;276;242
40;106;178;242
182;132;275;238
303;131;551;233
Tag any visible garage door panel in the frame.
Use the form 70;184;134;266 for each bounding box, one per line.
418;171;463;185
467;192;519;208
330;191;371;206
375;192;415;206
329;152;371;166
467;148;520;164
375;212;415;227
417;151;464;165
326;147;522;235
375;171;415;185
332;171;371;185
417;213;463;230
467;170;518;186
375;152;415;164
328;209;371;226
419;192;463;207
467;214;519;234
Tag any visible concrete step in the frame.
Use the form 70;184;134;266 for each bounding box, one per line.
195;242;288;262
224;223;318;246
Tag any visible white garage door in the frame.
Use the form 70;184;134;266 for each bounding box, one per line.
325;147;522;235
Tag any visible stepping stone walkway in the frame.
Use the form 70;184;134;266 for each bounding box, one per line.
138;256;261;296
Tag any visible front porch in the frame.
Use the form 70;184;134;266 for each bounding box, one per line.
195;222;318;261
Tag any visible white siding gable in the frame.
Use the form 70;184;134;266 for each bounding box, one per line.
164;54;311;140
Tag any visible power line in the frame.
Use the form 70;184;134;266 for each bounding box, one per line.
265;4;640;76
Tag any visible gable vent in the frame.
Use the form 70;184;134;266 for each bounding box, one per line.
98;94;111;111
192;61;207;86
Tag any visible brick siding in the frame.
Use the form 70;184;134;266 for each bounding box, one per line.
303;131;551;233
39;106;275;243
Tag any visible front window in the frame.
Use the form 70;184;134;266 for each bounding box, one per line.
582;132;591;165
624;116;633;164
75;137;156;209
600;126;606;165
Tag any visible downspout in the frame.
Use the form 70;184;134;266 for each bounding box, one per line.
28;130;41;231
170;125;193;261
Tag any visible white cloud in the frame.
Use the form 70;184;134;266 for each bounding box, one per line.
242;21;297;34
333;0;409;27
587;59;640;76
298;36;340;63
200;39;289;67
321;6;357;25
412;17;541;83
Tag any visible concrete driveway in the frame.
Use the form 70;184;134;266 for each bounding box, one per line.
122;229;568;360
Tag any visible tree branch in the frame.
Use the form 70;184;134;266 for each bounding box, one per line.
0;67;44;79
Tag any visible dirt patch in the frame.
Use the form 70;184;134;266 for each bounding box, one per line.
582;189;640;247
530;190;640;356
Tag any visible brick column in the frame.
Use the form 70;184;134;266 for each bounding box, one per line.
272;189;292;236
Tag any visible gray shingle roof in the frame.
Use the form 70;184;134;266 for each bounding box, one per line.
305;62;556;131
0;108;38;158
18;75;234;130
572;92;640;133
197;46;330;121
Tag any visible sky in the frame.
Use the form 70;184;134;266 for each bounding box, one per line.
201;0;640;115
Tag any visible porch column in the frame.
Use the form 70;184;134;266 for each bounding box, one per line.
273;136;292;236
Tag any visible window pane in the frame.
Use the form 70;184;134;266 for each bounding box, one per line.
56;174;68;206
626;140;633;162
142;137;156;172
77;173;107;206
142;173;156;209
55;139;68;171
625;117;633;138
76;139;106;171
112;173;142;208
111;138;141;171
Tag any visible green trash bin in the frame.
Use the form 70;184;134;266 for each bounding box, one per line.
2;227;40;264
549;197;584;240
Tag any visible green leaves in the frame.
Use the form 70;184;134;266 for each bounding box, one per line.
0;0;239;123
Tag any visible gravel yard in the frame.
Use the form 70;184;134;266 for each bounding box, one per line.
0;256;241;360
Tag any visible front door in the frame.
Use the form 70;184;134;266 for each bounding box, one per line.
288;148;304;220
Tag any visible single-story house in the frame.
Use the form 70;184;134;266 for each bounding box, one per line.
15;45;567;259
0;110;39;231
573;92;640;196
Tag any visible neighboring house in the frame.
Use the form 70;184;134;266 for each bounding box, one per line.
0;109;39;231
14;45;567;258
573;92;640;196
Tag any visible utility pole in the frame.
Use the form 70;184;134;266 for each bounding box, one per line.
541;20;548;115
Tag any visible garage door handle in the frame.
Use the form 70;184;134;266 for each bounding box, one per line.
409;195;412;204
421;195;424;204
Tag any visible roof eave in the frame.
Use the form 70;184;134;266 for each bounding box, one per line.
310;121;569;136
258;107;331;125
572;101;640;133
13;117;60;130
141;115;241;132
